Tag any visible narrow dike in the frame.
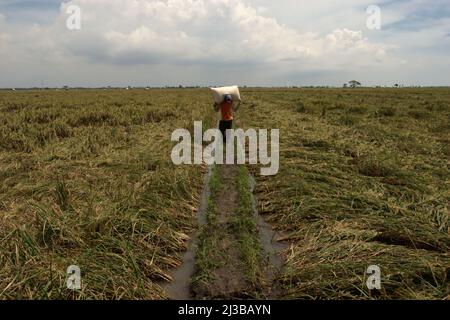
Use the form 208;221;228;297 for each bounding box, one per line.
191;164;252;299
160;164;287;300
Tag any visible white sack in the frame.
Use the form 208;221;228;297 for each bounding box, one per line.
211;86;241;104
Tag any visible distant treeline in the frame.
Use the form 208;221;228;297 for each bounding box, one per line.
1;85;447;90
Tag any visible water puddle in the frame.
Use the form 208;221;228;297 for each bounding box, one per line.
160;166;213;300
248;174;288;297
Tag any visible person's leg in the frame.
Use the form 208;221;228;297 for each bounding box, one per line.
224;120;233;143
219;120;226;143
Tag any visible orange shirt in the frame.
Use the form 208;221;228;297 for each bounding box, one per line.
220;101;233;121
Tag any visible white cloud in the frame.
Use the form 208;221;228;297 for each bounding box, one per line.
1;0;448;87
26;0;389;68
325;29;388;61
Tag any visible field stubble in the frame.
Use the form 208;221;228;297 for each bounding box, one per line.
239;88;450;299
0;87;449;300
0;89;215;299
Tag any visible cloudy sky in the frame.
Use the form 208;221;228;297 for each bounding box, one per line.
0;0;449;87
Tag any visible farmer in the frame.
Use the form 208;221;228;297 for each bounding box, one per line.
214;94;241;143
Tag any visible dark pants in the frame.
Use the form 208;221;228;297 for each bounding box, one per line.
219;120;233;143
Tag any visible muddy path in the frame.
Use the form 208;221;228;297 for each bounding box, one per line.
160;164;288;300
192;165;251;299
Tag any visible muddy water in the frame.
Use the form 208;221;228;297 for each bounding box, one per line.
160;166;213;300
249;174;288;297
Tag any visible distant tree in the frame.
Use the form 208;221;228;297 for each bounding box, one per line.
348;80;361;88
394;83;399;88
343;83;348;88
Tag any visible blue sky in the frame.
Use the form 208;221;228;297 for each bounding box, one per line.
0;0;60;24
0;0;449;87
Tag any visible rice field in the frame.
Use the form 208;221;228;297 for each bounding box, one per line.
0;89;215;299
0;87;449;299
238;87;450;299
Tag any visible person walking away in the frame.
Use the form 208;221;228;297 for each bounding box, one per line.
214;94;241;143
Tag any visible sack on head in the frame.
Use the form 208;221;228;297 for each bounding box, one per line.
211;86;241;104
